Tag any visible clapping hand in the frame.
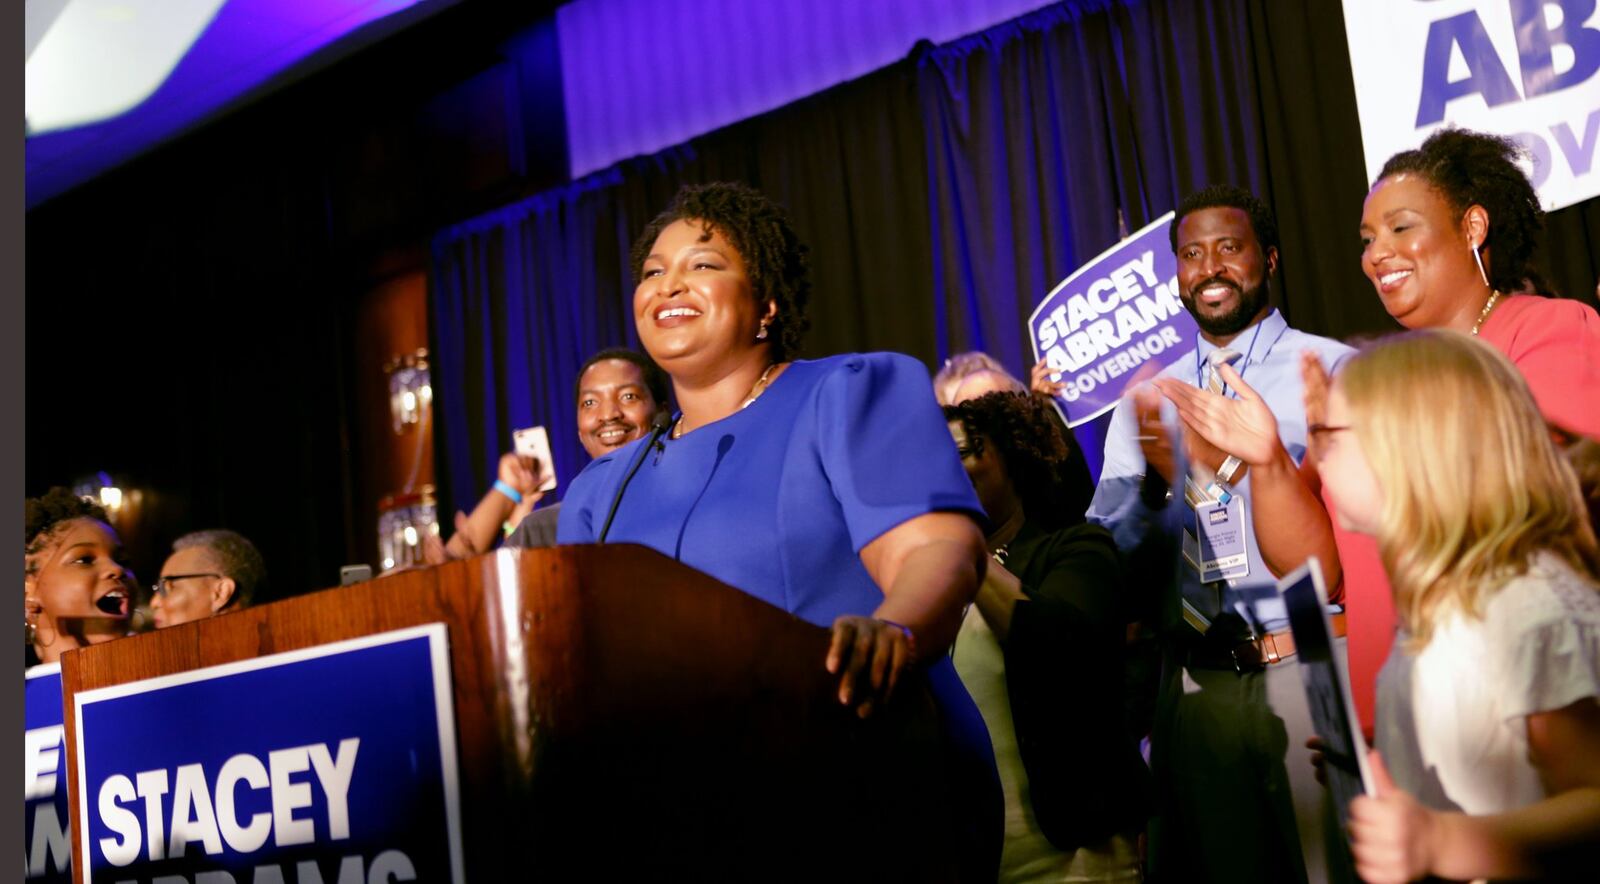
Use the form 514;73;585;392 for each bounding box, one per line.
1133;383;1179;486
825;615;916;719
1300;350;1334;463
1153;362;1281;467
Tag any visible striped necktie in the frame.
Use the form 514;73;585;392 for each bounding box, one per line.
1205;346;1242;395
1182;347;1243;509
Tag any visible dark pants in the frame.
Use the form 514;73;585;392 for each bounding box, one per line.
1146;644;1356;884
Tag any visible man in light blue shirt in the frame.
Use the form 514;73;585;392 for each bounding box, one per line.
1088;185;1353;884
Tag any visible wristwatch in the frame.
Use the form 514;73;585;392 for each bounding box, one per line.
1216;455;1243;485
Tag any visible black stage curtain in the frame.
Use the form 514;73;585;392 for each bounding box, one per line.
430;64;935;504
434;0;1599;508
918;0;1268;397
25;160;354;601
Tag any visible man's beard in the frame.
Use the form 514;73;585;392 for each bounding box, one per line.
1186;277;1270;338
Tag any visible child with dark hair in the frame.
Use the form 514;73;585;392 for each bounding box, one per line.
25;487;135;667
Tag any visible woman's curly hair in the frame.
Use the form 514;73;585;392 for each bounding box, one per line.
26;487;109;573
1378;128;1545;295
630;182;812;362
944;392;1092;531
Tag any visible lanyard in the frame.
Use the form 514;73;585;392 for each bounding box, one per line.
1194;318;1265;395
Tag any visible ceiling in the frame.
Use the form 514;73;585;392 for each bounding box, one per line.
25;0;462;209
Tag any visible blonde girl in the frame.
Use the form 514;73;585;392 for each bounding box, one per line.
1315;329;1600;883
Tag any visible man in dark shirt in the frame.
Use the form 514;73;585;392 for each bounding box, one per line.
433;348;669;556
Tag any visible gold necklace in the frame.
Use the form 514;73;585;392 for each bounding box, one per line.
671;363;779;439
1470;289;1502;336
987;508;1025;566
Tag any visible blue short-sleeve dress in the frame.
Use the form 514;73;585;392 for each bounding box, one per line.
558;351;1001;873
558;351;984;625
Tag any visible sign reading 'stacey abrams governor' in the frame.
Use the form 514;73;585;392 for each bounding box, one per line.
26;663;71;883
1342;0;1600;211
1030;211;1199;427
73;625;465;884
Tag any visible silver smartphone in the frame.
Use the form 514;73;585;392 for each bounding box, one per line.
512;425;558;492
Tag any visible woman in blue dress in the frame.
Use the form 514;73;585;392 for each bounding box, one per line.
557;181;1001;877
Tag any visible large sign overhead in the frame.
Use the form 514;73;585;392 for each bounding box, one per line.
1342;0;1600;211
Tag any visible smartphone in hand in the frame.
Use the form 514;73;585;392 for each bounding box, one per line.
512;426;558;492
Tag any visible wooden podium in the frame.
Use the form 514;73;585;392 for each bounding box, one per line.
60;545;963;880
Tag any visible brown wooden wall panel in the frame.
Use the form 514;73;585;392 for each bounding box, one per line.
350;267;434;567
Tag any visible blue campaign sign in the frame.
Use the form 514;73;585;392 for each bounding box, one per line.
26;664;72;883
73;625;465;884
1029;211;1199;427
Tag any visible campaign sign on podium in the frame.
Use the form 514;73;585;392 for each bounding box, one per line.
26;664;71;883
72;625;465;884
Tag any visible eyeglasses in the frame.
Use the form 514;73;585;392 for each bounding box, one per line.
151;573;222;596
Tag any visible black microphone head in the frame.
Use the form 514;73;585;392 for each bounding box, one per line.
652;411;674;432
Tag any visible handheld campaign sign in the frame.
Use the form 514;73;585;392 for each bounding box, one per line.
73;625;465;884
1029;211;1199;428
26;663;71;883
1342;0;1600;211
1278;557;1375;831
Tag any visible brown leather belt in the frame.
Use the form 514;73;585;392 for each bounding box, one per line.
1187;612;1348;672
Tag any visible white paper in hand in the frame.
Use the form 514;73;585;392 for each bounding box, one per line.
1278;556;1376;831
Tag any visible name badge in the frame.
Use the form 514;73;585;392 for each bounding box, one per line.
1192;496;1250;583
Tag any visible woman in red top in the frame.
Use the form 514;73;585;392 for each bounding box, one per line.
1359;128;1599;438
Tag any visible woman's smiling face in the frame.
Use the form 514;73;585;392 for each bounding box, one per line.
1359;173;1483;330
634;219;771;373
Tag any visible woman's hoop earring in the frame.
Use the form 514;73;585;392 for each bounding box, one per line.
1472;243;1490;287
24;618;36;646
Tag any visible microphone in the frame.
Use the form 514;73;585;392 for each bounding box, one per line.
650;410;671;463
597;412;675;544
